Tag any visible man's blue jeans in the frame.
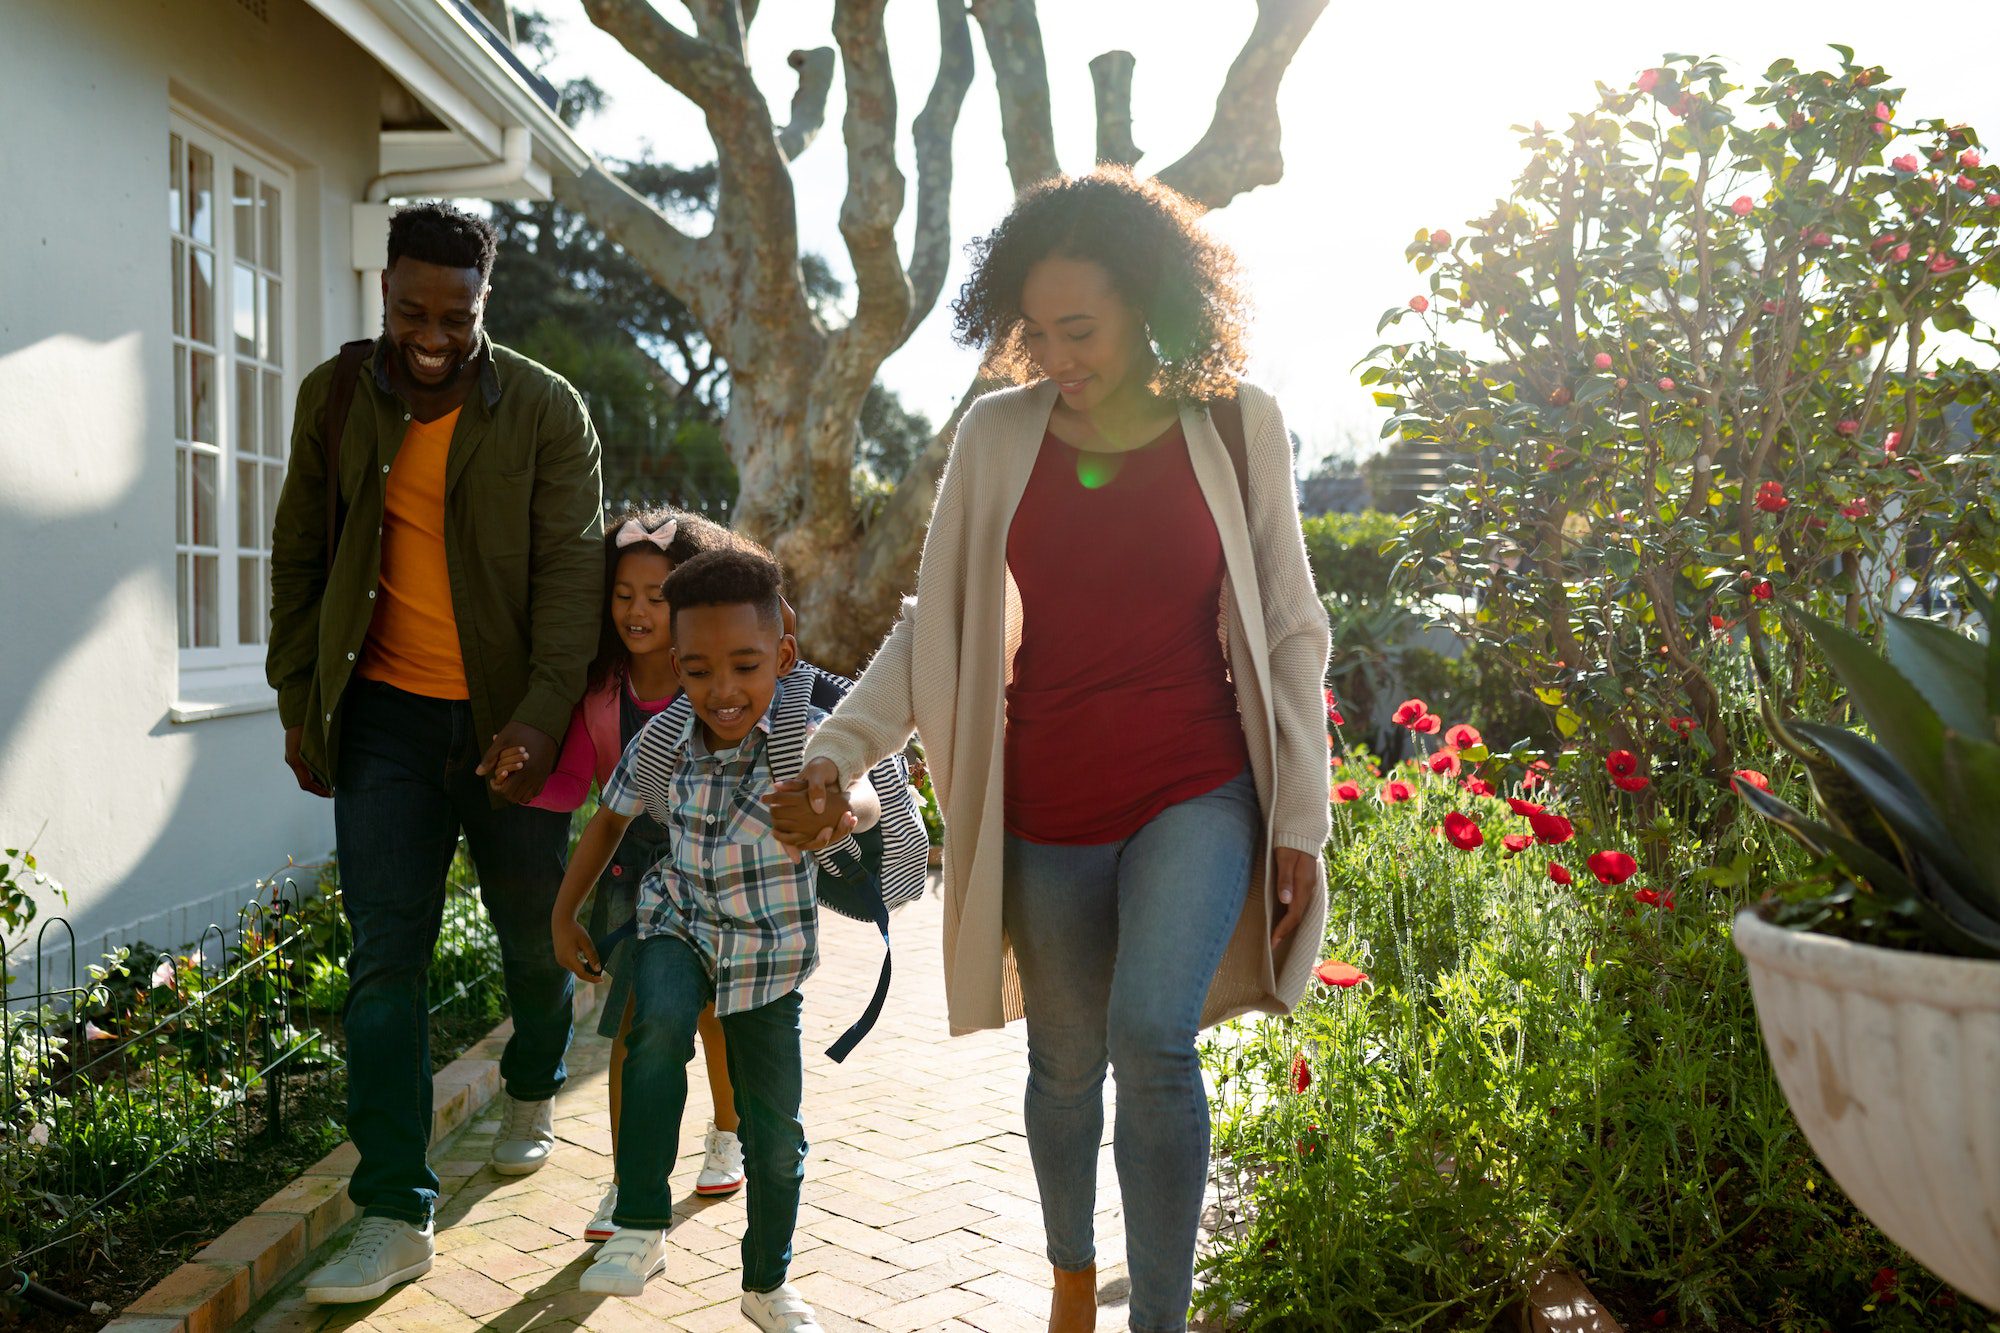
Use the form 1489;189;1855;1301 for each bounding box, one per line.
334;678;575;1225
612;933;805;1294
1002;770;1259;1333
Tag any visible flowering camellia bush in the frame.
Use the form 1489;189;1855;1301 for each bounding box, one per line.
1370;49;2000;801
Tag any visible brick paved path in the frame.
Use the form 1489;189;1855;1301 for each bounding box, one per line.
244;894;1140;1333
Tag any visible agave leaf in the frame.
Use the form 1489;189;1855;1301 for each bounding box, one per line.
1907;853;2000;957
1795;612;1947;806
1737;781;1915;898
1798;745;1903;865
1939;733;2000;920
1881;616;1989;742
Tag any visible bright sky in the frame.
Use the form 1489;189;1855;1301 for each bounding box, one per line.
532;0;2000;470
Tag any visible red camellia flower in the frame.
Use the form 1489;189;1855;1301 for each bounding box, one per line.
1889;241;1911;262
1549;862;1573;886
1929;252;1959;274
1332;781;1362;804
1666;714;1696;737
1409;294;1430;313
1588;850;1639;885
1891;153;1920;173
1606;750;1640;778
1637;67;1660;93
1751;580;1773;601
1883;430;1902;454
1461;776;1494;797
1443;811;1484;850
1961;149;1982;169
1428;747;1462;776
1507;797;1545;816
1657;376;1676;392
1380;780;1414;804
1754;480;1789;513
1292;1053;1311;1094
1393;698;1429;727
1874;100;1893;120
1529;809;1575;845
1836;419;1859;435
1841;500;1871;520
1315;959;1367;988
1730;769;1771;794
1730;195;1754;216
1430;228;1452;248
1957;174;1979;192
1710;614;1734;635
1501;833;1533;855
1445;723;1482;750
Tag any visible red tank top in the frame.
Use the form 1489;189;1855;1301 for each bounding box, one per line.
1004;424;1250;844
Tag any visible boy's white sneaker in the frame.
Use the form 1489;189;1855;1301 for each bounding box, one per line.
584;1183;618;1243
578;1228;666;1296
490;1094;556;1175
694;1121;745;1197
741;1282;823;1332
302;1216;434;1304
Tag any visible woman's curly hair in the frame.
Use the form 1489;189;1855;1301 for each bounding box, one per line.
950;167;1249;404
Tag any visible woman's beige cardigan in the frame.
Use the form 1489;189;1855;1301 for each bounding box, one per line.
803;380;1332;1035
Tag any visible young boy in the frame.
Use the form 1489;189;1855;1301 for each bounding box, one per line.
550;545;873;1331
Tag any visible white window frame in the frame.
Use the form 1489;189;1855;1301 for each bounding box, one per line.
168;107;297;721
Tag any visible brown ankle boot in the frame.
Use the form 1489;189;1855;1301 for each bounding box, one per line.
1049;1264;1096;1333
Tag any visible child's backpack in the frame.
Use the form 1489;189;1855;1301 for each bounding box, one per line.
608;666;928;1062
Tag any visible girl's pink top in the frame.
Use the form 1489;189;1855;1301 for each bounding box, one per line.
530;674;676;812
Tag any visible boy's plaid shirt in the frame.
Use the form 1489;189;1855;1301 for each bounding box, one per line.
599;693;823;1016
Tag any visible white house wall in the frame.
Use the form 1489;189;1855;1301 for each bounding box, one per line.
0;0;382;987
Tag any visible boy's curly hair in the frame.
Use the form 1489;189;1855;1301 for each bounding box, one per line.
586;504;742;693
950;167;1249;404
664;546;785;637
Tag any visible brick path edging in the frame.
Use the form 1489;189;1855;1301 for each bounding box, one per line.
101;987;600;1333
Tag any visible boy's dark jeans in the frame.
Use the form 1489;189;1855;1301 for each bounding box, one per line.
334;678;575;1225
613;933;805;1293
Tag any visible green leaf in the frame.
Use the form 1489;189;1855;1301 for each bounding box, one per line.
1794;722;1978;895
1555;706;1582;738
1880;616;1988;740
1938;733;2000;920
1736;781;1913;899
1795;612;1946;804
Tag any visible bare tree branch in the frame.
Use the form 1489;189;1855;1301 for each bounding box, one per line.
1154;0;1327;208
579;0;734;110
1089;50;1141;167
685;0;748;53
969;0;1061;191
901;0;976;345
777;47;836;162
552;161;723;328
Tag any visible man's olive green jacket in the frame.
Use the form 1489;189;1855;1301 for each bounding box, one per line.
267;335;603;788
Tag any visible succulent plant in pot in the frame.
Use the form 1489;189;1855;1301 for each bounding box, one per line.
1732;595;2000;1308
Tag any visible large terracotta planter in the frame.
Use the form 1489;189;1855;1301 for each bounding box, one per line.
1733;910;2000;1307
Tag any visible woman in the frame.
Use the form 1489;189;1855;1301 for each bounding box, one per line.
790;168;1330;1333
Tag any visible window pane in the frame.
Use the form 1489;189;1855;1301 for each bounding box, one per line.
169;133;184;233
192;450;217;547
177;553;191;649
263;278;282;363
188;248;214;346
233;169;257;264
260;183;281;274
173;346;189;439
171;239;186;337
238;556;262;645
186;143;213;245
235;362;258;457
233;262;257;359
190;351;216;444
262;463;283;542
176;449;189;544
263;371;284;455
237;459;259;551
193;554;219;648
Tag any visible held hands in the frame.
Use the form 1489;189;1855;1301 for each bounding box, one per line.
1270;847;1319;950
284;725;332;798
476;722;557;803
552;916;603;984
766;768;859;864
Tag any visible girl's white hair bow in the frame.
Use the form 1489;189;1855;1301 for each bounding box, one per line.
614;517;677;551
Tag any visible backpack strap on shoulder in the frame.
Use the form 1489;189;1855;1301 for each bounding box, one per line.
588;699;694;964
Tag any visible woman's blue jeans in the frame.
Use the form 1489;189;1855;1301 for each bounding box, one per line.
1002;770;1259;1333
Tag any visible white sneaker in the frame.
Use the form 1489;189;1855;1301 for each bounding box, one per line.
585;1183;619;1243
694;1121;745;1197
741;1283;823;1332
490;1094;555;1175
302;1216;434;1304
578;1228;666;1296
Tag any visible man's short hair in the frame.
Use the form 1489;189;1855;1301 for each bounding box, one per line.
386;201;498;282
664;547;785;636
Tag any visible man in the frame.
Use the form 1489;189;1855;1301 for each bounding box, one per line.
267;201;603;1303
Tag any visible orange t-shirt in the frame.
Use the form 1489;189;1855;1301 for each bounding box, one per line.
356;408;469;699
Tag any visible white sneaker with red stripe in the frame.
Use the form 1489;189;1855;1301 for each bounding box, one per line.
585;1184;618;1243
694;1121;745;1197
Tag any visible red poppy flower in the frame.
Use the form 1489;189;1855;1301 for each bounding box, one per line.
1332;781;1362;804
1501;833;1532;854
1589;850;1639;885
1445;723;1482;750
1529;809;1575;845
1507;797;1546;816
1428;747;1462;776
1606;750;1640;778
1443;812;1484;850
1393;698;1429;727
1314;959;1367;987
1291;1053;1311;1093
1872;1267;1898;1297
1324;687;1345;727
1461;776;1494;797
1412;713;1443;735
1665;715;1696;736
1730;769;1770;794
1380;780;1413;804
1709;615;1735;636
1549;862;1573;885
1754;480;1789;513
1611;774;1651;793
1634;887;1661;907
